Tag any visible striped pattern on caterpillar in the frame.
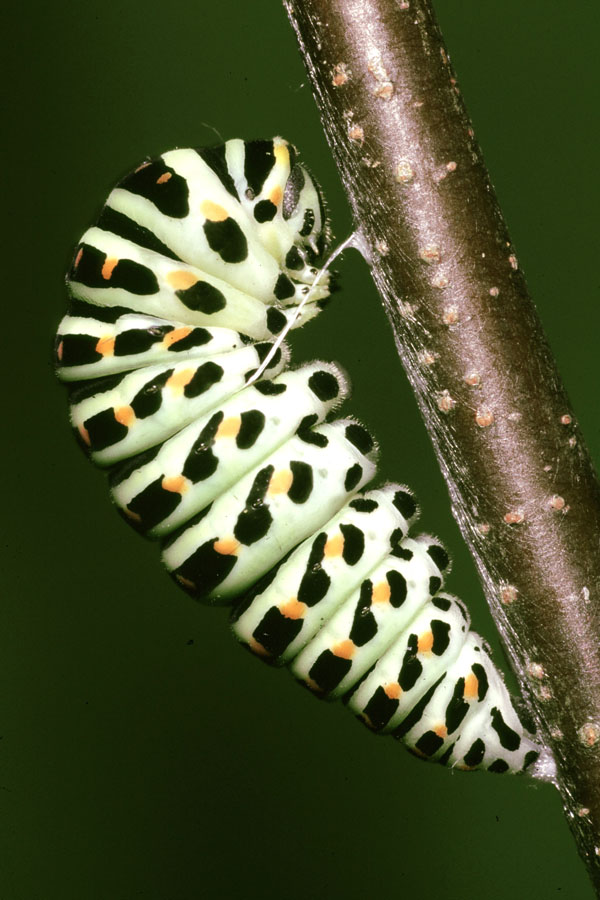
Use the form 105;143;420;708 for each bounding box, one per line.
55;136;540;775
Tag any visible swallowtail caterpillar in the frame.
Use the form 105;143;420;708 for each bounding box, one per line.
55;137;541;774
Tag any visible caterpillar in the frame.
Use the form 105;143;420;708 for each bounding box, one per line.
55;136;541;775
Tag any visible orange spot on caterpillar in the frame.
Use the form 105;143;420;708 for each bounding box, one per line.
74;247;83;269
114;405;135;426
417;630;434;654
324;533;344;557
268;469;293;495
213;538;240;556
156;172;172;184
163;327;193;347
332;640;355;659
464;672;479;699
166;270;199;291
56;340;63;362
384;682;401;700
269;186;283;207
95;336;115;357
162;475;188;494
77;423;90;446
101;257;119;280
123;507;142;524
216;416;242;439
279;598;306;620
434;724;448;738
166;368;195;393
200;200;228;222
371;581;391;604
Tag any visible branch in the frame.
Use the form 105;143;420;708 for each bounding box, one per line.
284;0;600;888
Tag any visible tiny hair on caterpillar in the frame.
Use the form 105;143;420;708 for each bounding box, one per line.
54;136;542;775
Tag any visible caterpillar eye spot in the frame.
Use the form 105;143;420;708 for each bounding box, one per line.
56;136;540;779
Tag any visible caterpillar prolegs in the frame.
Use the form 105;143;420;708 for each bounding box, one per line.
55;136;541;774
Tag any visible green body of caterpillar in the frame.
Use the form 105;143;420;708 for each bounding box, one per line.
55;137;540;775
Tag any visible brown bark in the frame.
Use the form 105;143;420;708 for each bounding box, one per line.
284;0;600;889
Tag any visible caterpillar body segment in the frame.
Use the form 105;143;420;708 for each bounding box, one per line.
231;485;421;664
56;313;247;383
109;361;349;539
69;341;289;466
163;418;378;604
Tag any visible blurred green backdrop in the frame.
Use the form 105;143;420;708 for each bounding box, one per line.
3;1;598;897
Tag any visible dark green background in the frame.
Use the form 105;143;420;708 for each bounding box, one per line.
4;1;599;897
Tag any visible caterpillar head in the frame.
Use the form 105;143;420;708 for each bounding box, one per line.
239;137;331;284
282;148;329;263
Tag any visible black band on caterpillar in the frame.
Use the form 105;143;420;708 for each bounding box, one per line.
55;136;541;776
